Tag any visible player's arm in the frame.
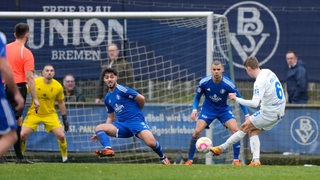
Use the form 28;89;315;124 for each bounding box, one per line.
135;94;146;109
234;89;250;116
229;92;260;108
190;87;203;120
106;111;115;124
57;99;69;132
0;57;24;111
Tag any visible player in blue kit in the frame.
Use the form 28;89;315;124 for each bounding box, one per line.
0;32;24;156
185;60;249;166
91;68;170;165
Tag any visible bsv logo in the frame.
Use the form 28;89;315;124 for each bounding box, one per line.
290;116;318;145
223;1;280;68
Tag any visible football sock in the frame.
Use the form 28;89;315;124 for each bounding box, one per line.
151;141;165;158
233;141;241;160
250;135;260;161
21;140;26;155
58;138;68;158
221;130;246;150
96;130;111;148
187;137;198;160
14;126;24;159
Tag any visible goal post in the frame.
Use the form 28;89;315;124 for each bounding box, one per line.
0;11;239;164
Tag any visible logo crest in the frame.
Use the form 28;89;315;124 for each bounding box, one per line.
223;1;280;68
290;116;318;145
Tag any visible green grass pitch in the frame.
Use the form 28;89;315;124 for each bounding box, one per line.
1;163;319;180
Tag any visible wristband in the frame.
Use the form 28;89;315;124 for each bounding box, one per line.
62;115;67;121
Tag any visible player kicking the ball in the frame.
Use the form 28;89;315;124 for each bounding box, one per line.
91;68;170;165
210;56;286;166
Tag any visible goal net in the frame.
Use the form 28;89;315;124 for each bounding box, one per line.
0;11;239;164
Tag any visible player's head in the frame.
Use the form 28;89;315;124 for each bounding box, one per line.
286;50;298;67
63;74;76;91
107;43;120;60
14;23;29;40
41;64;55;80
211;60;224;82
243;56;260;78
103;68;118;89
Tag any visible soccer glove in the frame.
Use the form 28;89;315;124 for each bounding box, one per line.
62;115;69;132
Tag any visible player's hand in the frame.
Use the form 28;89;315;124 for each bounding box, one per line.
62;115;69;132
14;93;24;111
190;110;198;121
33;99;40;113
228;93;237;100
91;135;98;142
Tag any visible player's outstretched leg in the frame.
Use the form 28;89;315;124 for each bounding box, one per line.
150;141;170;165
94;130;115;157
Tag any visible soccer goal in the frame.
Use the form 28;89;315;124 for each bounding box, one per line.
0;11;239;164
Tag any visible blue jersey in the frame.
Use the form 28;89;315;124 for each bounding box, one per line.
0;32;7;98
193;75;248;115
104;84;144;122
0;32;17;134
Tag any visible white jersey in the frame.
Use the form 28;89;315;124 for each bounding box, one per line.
254;69;286;119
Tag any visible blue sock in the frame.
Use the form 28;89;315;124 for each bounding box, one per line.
152;141;165;159
188;138;198;160
233;141;240;160
96;130;111;148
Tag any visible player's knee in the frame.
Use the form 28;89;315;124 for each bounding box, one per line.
144;139;157;148
193;129;202;138
20;131;28;141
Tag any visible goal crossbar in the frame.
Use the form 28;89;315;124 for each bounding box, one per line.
0;11;213;19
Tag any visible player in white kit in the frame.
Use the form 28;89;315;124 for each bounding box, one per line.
210;56;286;166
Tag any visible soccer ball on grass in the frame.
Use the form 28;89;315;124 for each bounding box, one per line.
196;137;212;153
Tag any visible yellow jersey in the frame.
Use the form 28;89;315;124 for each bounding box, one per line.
28;77;64;115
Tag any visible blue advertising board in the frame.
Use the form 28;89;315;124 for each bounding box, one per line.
24;104;320;155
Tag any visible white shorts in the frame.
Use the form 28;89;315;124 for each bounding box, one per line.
250;110;282;131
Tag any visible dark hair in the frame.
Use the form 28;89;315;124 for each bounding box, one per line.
212;60;223;66
243;56;259;69
102;68;118;76
14;23;29;39
286;50;298;59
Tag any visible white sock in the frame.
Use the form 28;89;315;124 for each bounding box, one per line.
250;135;260;161
221;130;246;150
62;156;68;162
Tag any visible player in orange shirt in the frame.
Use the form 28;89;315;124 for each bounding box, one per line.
4;23;40;164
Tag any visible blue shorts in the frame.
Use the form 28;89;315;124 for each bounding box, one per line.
113;114;150;138
0;98;17;134
198;109;235;126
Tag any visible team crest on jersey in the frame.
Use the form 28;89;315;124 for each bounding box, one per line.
290;116;318;145
116;94;120;100
222;1;280;68
220;89;226;94
197;87;202;93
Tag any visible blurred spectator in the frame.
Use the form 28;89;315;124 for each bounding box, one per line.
285;50;308;104
63;74;85;102
95;43;134;103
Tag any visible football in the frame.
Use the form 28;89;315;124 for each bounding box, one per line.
196;137;212;153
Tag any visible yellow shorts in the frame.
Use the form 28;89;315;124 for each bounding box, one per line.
23;113;62;133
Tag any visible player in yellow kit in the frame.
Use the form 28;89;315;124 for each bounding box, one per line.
21;65;70;162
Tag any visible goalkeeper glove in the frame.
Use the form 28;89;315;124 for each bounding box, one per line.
62;115;69;132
